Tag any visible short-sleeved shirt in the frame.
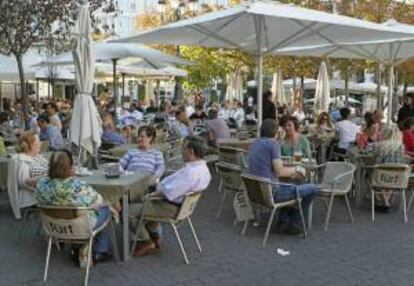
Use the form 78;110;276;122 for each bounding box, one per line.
335;120;360;150
281;135;311;159
248;138;281;181
205;118;231;140
36;177;102;226
119;148;165;178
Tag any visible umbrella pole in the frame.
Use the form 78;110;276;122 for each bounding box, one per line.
257;53;263;131
112;59;118;121
387;64;394;124
122;73;126;104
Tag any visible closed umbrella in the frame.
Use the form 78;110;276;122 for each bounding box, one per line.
70;0;102;158
314;61;330;114
271;70;285;105
145;79;155;102
114;1;413;127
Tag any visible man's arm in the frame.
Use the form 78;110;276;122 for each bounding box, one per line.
272;158;302;179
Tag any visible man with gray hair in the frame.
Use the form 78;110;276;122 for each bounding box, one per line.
130;135;211;257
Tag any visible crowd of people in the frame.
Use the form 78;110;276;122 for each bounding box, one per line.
2;89;414;268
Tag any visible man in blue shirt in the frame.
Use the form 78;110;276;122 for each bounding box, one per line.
37;115;64;151
248;119;316;235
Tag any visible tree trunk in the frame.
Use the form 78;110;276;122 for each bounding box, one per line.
344;67;349;107
15;53;28;129
376;63;383;110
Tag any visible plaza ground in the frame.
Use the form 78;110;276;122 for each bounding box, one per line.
1;174;414;286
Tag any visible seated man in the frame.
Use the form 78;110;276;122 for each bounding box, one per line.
171;109;192;138
205;108;231;146
37;115;64;151
248;119;316;235
335;107;360;154
130;135;211;256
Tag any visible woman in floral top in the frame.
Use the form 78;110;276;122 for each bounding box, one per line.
36;150;112;267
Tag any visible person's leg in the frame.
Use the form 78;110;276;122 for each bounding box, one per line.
289;184;316;226
274;185;297;225
93;206;112;255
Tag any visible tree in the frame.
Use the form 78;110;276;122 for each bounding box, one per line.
0;0;115;126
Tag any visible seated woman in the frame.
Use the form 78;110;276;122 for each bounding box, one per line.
120;126;165;177
0;112;17;145
372;125;405;211
402;117;414;158
101;113;127;146
280;116;311;159
358;114;381;150
315;112;333;133
36;150;112;267
15;131;48;209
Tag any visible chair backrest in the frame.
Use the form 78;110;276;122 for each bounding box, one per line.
38;205;95;240
241;173;274;208
7;156;21;219
321;162;356;191
218;146;247;169
176;192;203;221
371;163;410;190
215;162;242;190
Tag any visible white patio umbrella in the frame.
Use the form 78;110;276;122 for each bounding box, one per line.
276;20;414;122
70;0;102;157
271;70;285;105
113;1;413;126
314;61;330;114
37;42;188;109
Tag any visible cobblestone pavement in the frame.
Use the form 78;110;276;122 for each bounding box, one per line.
1;173;414;286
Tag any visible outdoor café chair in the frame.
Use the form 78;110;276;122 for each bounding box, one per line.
215;162;243;218
368;163;411;223
311;162;356;231
240;173;307;246
131;192;204;264
217;146;248;169
38;205;119;286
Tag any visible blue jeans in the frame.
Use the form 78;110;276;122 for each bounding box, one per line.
93;207;111;255
273;184;316;226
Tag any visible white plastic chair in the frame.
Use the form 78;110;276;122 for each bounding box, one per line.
215;162;243;218
131;192;204;264
369;164;411;223
39;205;119;286
312;162;356;231
240;173;307;246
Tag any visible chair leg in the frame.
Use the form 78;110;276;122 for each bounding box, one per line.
110;221;120;263
407;191;414;212
402;190;408;224
43;237;52;282
307;200;314;233
262;208;277;246
218;179;223;193
344;194;354;224
171;223;189;264
216;188;229;218
130;203;148;258
84;238;93;286
241;219;249;236
324;193;335;232
371;190;375;222
188;217;202;253
297;200;307;238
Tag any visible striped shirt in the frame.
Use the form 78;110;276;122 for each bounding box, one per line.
119;148;165;178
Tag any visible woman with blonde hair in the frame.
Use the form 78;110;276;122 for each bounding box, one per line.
315;111;333;133
14;130;48;209
372;124;405;211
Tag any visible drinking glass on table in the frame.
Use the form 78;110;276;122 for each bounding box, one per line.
293;149;303;162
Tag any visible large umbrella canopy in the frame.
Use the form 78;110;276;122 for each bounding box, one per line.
114;1;414;126
38;42;189;67
0;51;74;81
70;0;101;155
271;70;285;105
314;61;330;114
276;20;414;122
